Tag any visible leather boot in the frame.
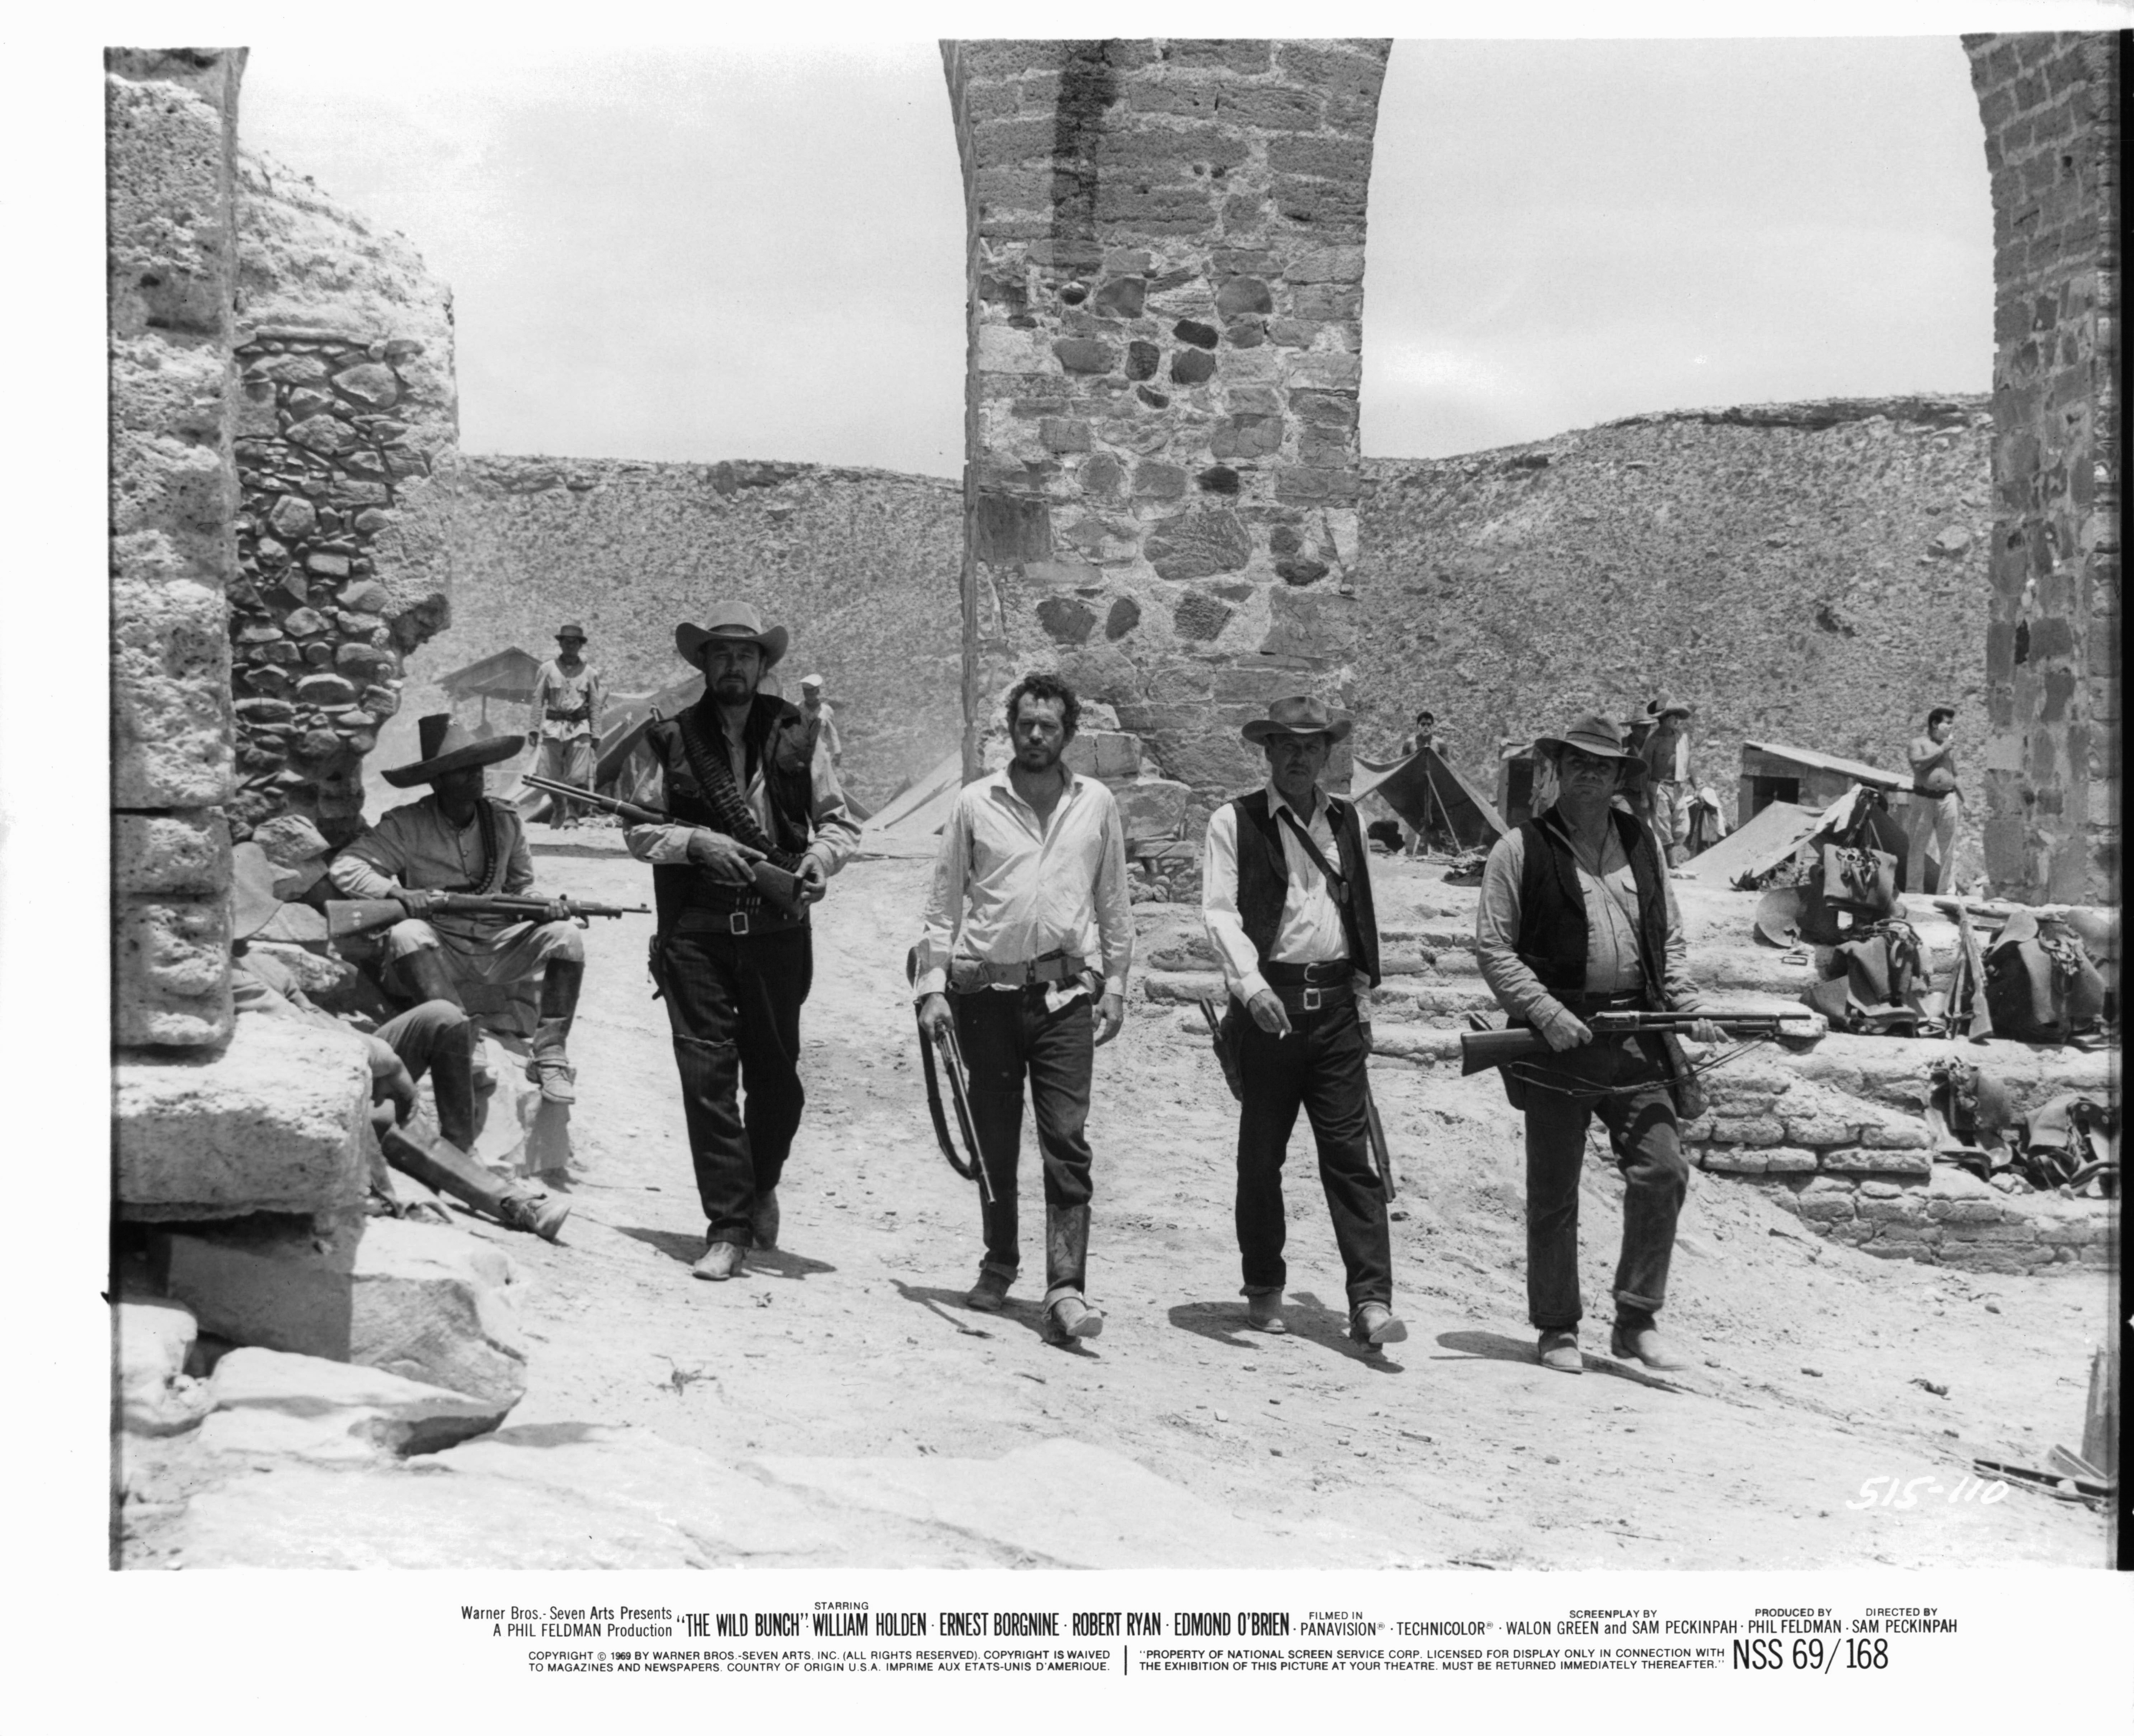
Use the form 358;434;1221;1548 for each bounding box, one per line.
401;946;463;1010
376;1122;570;1241
430;1015;481;1151
527;958;583;1104
1041;1204;1103;1344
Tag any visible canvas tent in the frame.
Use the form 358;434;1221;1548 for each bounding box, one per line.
1349;745;1508;849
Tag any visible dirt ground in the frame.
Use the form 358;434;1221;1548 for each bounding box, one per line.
292;838;2103;1572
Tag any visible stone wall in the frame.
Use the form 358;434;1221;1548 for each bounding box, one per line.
430;456;964;807
109;49;246;1048
227;151;459;848
1353;399;1994;824
1963;33;2120;904
944;39;1391;825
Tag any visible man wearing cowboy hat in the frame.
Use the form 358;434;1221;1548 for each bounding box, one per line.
624;602;861;1282
328;714;588;1107
235;841;568;1240
797;673;841;769
914;671;1133;1344
1201;695;1407;1353
529;623;606;827
1639;695;1695;867
1474;714;1724;1375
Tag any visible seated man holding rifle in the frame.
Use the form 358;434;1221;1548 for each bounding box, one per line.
328;714;604;1107
1472;714;1728;1377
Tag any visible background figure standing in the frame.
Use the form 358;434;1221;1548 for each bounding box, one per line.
1396;709;1440;857
530;623;605;826
799;673;842;770
1202;696;1406;1353
1906;706;1961;894
624;603;858;1282
915;673;1131;1347
1639;696;1694;866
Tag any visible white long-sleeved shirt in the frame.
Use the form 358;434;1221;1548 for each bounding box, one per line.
1201;783;1368;1008
912;768;1132;1000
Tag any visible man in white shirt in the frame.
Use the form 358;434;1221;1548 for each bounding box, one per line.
1201;695;1407;1354
914;673;1132;1345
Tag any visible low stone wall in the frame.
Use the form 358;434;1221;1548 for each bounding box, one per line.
1742;1164;2112;1276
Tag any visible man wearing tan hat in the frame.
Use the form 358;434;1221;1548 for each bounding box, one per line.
1639;695;1695;867
235;842;568;1239
529;623;606;827
1474;714;1723;1376
798;673;841;770
1202;695;1407;1354
328;714;588;1106
625;602;861;1282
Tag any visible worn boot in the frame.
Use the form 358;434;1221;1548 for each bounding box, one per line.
1348;1301;1409;1354
400;945;464;1010
965;1261;1016;1312
692;1238;746;1282
430;1015;482;1151
1537;1328;1583;1374
377;1124;567;1240
527;958;584;1104
1244;1289;1287;1334
1610;1311;1688;1372
1040;1204;1103;1345
495;1188;572;1242
750;1187;780;1251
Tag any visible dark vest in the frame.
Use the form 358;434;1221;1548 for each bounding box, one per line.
1514;808;1668;1003
1231;789;1382;987
648;693;815;930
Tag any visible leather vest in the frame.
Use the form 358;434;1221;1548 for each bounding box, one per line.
1514;808;1668;1003
1231;788;1381;987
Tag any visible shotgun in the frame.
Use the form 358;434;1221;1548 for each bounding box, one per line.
1362;1073;1400;1202
326;894;648;941
1460;1010;1821;1077
523;773;809;916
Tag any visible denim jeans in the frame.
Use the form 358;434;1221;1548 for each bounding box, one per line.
1519;1033;1688;1329
953;986;1095;1277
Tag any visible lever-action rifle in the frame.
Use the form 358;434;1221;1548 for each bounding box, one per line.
521;773;807;917
1460;1010;1821;1076
327;893;648;941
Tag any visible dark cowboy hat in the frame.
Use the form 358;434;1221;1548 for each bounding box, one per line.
555;623;587;641
1532;713;1648;784
382;713;524;788
675;601;789;670
1647;693;1693;719
1241;694;1353;746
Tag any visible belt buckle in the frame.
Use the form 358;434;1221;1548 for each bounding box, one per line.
728;911;751;937
1301;986;1323;1011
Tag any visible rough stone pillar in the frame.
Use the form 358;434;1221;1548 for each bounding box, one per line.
227;154;460;848
1964;33;2121;904
943;39;1391;825
108;48;247;1047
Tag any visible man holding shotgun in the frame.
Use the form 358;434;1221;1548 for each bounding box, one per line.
330;714;591;1105
1202;695;1407;1354
622;602;860;1282
913;673;1132;1345
1473;714;1724;1375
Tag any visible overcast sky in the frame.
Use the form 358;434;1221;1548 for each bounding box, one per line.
239;35;1995;475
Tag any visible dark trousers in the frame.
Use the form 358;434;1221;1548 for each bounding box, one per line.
655;924;813;1245
1234;999;1393;1310
1519;1034;1689;1329
953;987;1095;1277
375;999;478;1149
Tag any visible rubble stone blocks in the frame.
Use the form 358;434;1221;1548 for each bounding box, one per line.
164;1216;529;1409
1963;33;2121;902
200;1346;513;1459
945;39;1391;821
114;1013;371;1216
108;48;245;1043
227;150;460;846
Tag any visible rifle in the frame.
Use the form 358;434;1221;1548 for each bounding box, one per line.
326;893;648;941
1362;1074;1400;1202
1459;1011;1821;1077
523;773;808;917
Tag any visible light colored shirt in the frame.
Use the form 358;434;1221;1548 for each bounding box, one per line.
533;658;605;742
330;794;537;915
805;699;842;762
622;709;860;877
1474;812;1701;1040
913;768;1133;1000
1201;783;1368;1008
1642;726;1691;785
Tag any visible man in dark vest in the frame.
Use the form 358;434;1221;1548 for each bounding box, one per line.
623;602;861;1282
1474;714;1723;1375
1201;695;1406;1353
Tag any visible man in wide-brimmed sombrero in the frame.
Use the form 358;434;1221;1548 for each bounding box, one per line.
622;601;861;1282
1473;714;1724;1376
1201;695;1408;1354
329;713;588;1107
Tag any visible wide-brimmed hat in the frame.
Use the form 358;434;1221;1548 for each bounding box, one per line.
1647;693;1692;720
556;622;587;641
676;601;789;670
382;713;524;788
1241;694;1353;746
800;672;824;690
1533;714;1647;783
